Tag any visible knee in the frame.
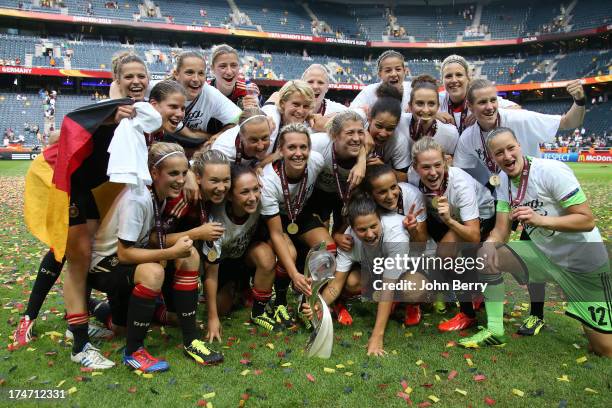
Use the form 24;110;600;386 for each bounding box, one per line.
137;264;165;290
346;272;361;293
251;244;276;274
590;339;612;357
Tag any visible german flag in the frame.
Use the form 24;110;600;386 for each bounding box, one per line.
24;98;133;262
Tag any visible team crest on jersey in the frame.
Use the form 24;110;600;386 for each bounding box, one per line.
68;204;79;219
110;256;119;267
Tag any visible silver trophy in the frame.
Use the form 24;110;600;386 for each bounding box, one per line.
302;242;336;358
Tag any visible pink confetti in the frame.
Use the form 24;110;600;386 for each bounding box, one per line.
306;374;315;383
473;374;486;382
448;370;458;380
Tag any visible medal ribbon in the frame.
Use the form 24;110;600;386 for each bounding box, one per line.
478;113;501;174
149;188;166;249
409;116;438;142
396;187;405;215
509;156;531;208
274;160;308;224
331;144;350;208
199;201;214;249
317;99;327;116
447;96;469;134
418;171;449;198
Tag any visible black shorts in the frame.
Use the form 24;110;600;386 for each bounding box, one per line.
68;187;100;226
88;255;137;327
217;257;254;290
304;188;343;226
427;215;496;243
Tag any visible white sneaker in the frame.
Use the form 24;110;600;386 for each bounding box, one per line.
65;324;114;341
70;342;115;369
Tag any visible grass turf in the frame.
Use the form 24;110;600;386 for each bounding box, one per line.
0;161;609;407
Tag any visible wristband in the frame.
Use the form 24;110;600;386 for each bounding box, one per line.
574;98;586;106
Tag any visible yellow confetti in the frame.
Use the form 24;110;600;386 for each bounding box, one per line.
454;388;467;396
353;331;363;337
281;362;292;367
266;343;274;350
445;341;455;348
346;360;354;366
142;373;153;379
344;372;353;377
512;388;525;397
134;370;143;376
56;380;66;388
557;375;570;382
240;369;250;376
435;375;441;382
466;358;474;367
202;392;216;399
391;350;398;355
572;343;581;349
206;403;213;408
404;332;413;337
428;395;440;403
91;372;103;377
576;356;587;364
68;387;77;395
335;364;345;369
521;303;529;308
26;347;36;352
584;388;598;394
323;367;336;373
404;386;413;394
44;331;64;338
415;359;424;366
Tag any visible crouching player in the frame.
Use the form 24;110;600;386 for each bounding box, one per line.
466;127;611;356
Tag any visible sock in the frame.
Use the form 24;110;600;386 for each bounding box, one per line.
172;269;199;346
88;298;112;325
126;284;159;355
528;283;545;320
25;250;65;320
153;302;169;325
483;282;505;336
274;263;290;307
251;288;272;317
459;301;476;318
67;313;89;353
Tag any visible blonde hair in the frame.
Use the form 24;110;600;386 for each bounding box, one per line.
277;80;314;111
440;54;470;78
326;110;365;140
148;142;186;169
191;149;230;177
411;137;444;165
277;123;311;149
210;44;239;68
466;78;495;104
301;64;329;82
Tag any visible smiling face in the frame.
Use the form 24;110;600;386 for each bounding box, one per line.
151;155;189;200
414;148;446;191
150;92;186;133
442;62;469;104
240;119;271;160
352;213;382;246
279;132;310;175
410;88;439;123
369;111;399;145
303;67;329;111
488;131;524;178
229;172;261;215
280;93;312;125
469;86;499;131
378;56;406;92
369;172;400;212
174;57;206;100
334;119;365;159
197;163;231;204
212;52;240;96
118;62;149;101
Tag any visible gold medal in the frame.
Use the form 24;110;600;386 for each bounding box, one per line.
432;196;439;209
489;174;501;187
207;249;218;263
287;222;299;235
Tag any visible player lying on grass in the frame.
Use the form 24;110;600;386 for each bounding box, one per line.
464;127;611;356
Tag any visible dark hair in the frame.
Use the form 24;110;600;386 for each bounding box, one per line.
230;164;258;193
371;83;402;120
346;191;379;226
485;126;517;150
362;163;396;194
149;80;186;102
376;50;405;72
112;52;147;80
409;75;439;106
175;51;205;73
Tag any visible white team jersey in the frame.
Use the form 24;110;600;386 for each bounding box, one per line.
454;108;561;186
202;202;260;261
438;91;518;126
261;104;311;151
497;158;607;273
90;187;157;269
398;182;428;223
336;213;410;279
395;112;459;166
179;85;241;132
350;81;412;119
322;98;348;116
211;125;275;166
310;132;354;193
260;151;325;216
371;119;411;171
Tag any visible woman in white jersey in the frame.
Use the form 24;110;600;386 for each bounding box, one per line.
437;54;519;134
302;63;347;117
209;44;259;110
412;137;496;333
350;50;411;118
461;127;611;356
203;165;280;340
395;75;459;165
454;78;586;189
360;163;429;326
260;124;334;327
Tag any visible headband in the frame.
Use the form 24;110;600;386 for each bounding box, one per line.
153;151;184;168
239;114;268;128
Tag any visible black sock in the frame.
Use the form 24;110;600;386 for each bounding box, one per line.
252;289;272;316
126;284;158;355
172;269;199;346
67;313;89;353
459;301;476;318
25;250;65;319
528;283;545;320
88;298;112;326
274;278;290;307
